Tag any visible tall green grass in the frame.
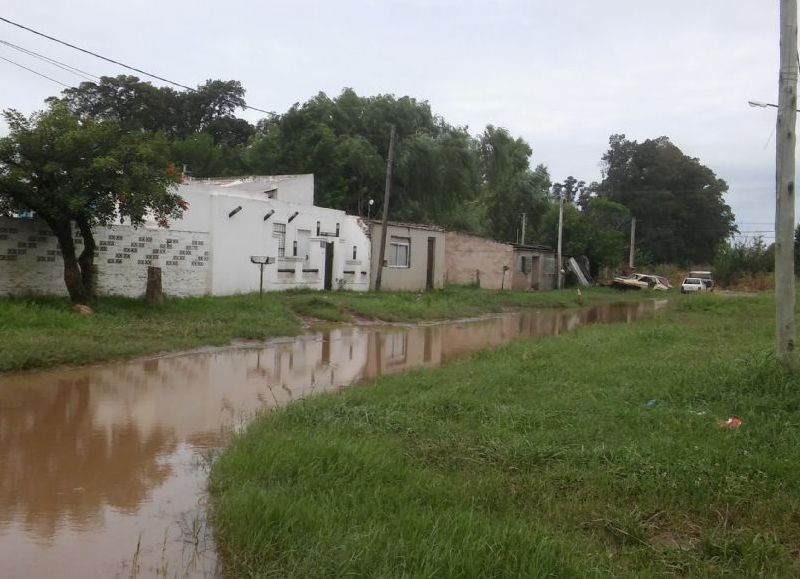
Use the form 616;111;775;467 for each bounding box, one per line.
211;293;800;577
0;294;299;371
0;286;644;371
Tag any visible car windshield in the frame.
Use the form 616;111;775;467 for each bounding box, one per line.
684;278;702;284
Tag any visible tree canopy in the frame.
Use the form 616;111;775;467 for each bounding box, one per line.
45;80;551;239
0;104;183;304
7;78;740;279
593;134;736;264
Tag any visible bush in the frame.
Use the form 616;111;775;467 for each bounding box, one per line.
713;239;773;288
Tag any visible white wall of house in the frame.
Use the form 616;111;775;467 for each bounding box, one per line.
0;216;210;297
0;175;371;297
171;176;370;294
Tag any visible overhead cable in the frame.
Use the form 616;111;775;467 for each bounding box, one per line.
0;54;71;87
0;16;271;114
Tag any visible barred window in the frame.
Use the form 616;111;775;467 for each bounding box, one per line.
273;223;286;257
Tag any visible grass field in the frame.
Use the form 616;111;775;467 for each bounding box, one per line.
0;286;640;372
210;293;800;577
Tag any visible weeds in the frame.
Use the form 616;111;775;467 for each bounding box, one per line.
210;292;800;577
0;286;648;372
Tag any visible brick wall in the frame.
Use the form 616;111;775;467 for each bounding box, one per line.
445;232;514;290
0;217;210;298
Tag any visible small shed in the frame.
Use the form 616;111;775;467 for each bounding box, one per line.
369;221;446;291
511;244;558;291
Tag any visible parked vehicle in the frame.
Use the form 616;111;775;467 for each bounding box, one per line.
612;273;671;291
689;270;714;291
681;277;706;293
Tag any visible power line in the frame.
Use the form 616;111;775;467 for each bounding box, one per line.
0;54;71;87
0;15;271;115
1;38;99;81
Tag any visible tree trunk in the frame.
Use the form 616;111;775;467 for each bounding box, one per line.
76;216;97;304
51;221;90;305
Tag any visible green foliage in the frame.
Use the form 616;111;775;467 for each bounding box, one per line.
0;287;641;371
211;293;800;577
595;134;736;264
247;89;489;229
481;125;551;243
713;238;774;286
44;81;551;237
541;197;630;275
0;293;299;371
0;103;183;303
54;75;247;139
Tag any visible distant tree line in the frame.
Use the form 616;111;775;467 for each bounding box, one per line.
3;75;740;298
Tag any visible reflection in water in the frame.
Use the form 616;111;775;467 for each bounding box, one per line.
0;300;666;578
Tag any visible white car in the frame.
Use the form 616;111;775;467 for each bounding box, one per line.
681;278;706;294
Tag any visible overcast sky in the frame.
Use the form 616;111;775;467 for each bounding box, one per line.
0;1;791;239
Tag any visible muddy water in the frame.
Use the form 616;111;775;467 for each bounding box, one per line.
0;300;666;578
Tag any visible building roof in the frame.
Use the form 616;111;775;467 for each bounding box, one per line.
511;243;555;252
369;220;446;232
182;175;313;201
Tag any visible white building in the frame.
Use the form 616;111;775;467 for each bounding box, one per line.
0;174;372;297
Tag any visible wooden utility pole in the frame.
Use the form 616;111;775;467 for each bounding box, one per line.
374;125;396;291
776;0;797;363
556;192;564;289
628;217;637;269
520;213;527;245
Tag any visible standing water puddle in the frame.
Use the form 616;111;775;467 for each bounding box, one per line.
0;300;667;578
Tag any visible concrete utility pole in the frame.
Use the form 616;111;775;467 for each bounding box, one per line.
775;0;797;364
374;125;396;291
520;213;527;245
556;191;564;289
628;217;637;269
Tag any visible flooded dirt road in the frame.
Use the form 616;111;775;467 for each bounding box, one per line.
0;300;666;578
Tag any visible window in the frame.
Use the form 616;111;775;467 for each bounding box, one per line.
273;223;286;257
388;236;410;267
519;255;530;274
316;221;321;236
352;245;357;260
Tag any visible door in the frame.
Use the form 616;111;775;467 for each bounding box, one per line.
426;237;436;290
324;241;334;290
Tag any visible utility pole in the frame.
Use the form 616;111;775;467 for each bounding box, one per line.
628;217;637;269
556;191;564;289
374;125;396;291
775;0;797;364
520;213;527;245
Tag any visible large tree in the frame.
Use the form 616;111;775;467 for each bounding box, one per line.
0;105;184;305
246;88;484;227
480;125;551;243
541;196;630;276
595;134;736;263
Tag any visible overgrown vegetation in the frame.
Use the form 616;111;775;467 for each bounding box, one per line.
0;294;299;371
0;286;642;372
211;293;800;577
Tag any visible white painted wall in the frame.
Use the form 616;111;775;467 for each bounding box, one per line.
158;175;371;294
0;174;371;297
0;217;210;297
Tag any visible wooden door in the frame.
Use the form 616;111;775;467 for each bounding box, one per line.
426;237;436;290
324;242;334;290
